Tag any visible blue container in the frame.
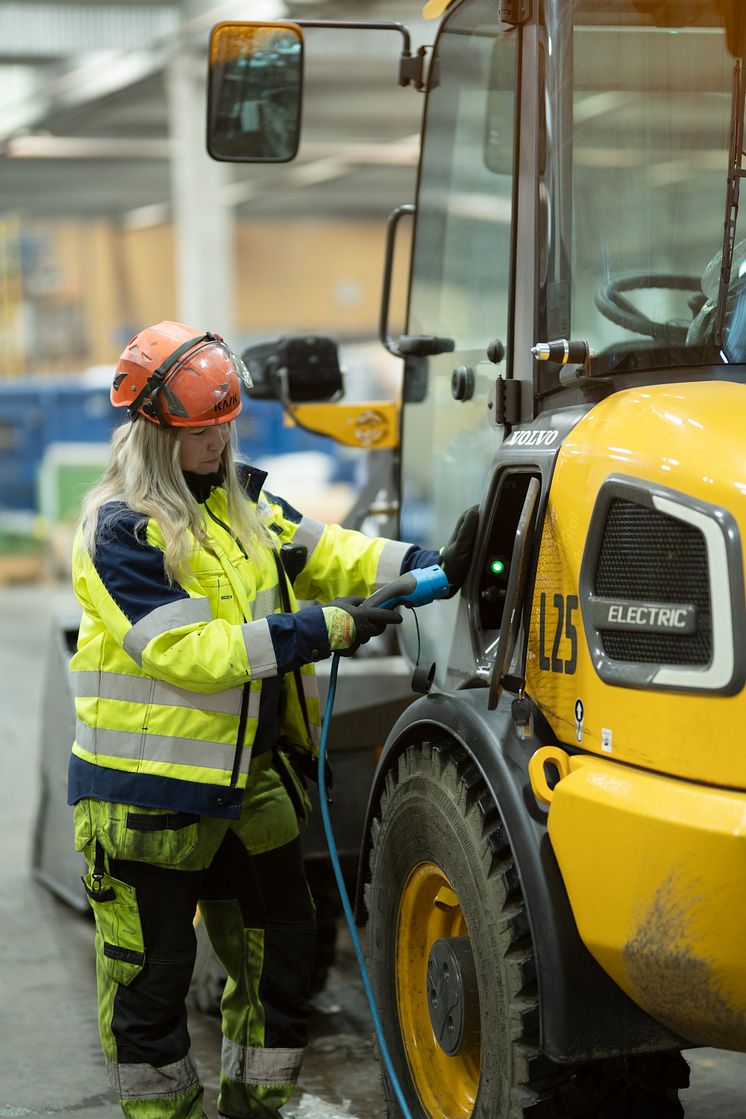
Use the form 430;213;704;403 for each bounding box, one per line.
0;379;117;511
0;380;351;511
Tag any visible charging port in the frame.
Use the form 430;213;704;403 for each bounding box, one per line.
478;471;540;632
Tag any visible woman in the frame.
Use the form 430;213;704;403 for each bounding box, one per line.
68;320;477;1119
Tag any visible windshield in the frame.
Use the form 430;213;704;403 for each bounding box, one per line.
401;2;515;550
540;0;741;385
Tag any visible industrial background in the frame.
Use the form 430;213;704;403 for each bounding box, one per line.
1;2;746;1117
0;0;423;572
0;6;427;1118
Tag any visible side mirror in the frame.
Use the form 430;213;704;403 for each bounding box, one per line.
241;336;343;403
207;22;304;163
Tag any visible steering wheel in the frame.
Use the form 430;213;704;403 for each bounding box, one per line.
594;272;705;343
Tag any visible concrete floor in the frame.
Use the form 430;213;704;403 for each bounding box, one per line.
2;581;746;1118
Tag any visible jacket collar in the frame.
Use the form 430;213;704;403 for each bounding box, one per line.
235;461;268;503
182;468;224;504
182;462;268;505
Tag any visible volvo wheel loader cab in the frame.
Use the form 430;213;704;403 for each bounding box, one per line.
208;1;746;1115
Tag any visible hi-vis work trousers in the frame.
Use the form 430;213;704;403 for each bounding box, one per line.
76;754;317;1119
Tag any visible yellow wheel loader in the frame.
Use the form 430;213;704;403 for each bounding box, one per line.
207;2;746;1115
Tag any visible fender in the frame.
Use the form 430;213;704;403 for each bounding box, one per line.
355;687;684;1064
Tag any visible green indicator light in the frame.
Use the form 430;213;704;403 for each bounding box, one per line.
490;558;505;576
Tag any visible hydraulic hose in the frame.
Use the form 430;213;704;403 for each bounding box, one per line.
316;564;450;1119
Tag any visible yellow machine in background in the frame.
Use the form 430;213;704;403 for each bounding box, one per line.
207;1;746;1116
285;400;399;449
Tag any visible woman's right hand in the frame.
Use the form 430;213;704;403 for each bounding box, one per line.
322;596;402;655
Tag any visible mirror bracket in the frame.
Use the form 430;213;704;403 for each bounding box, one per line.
293;19;427;90
398;45;429;91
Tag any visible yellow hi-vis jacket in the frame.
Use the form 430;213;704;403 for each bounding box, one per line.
68;465;429;819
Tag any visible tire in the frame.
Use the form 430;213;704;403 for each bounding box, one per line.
366;739;689;1119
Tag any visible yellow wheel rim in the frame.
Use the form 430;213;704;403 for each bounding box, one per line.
396;862;479;1118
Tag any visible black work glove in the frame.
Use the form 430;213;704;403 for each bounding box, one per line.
322;595;402;656
440;506;479;591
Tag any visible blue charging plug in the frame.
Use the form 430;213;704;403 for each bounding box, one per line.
365;563;451;610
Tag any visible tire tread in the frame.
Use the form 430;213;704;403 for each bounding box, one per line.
368;737;688;1119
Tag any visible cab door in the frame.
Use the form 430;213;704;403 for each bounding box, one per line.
398;0;520;677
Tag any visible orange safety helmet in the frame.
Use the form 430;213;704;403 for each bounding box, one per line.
111;320;252;427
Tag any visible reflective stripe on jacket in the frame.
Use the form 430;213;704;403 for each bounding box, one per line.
68;464;414;819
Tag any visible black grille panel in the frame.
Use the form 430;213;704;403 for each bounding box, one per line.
594;499;712;665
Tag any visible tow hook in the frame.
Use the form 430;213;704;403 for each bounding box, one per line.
528;745;572;806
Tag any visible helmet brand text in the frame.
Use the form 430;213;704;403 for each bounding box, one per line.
215;394;239;413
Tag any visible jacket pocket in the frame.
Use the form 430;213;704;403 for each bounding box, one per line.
203;571;236;620
189;566;238;620
83;868;145;986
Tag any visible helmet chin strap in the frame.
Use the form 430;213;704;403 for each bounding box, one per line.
127;332;224;423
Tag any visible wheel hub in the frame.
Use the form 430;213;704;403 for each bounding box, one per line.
426;937;480;1056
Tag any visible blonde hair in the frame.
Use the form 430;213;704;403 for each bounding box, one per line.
81;419;272;582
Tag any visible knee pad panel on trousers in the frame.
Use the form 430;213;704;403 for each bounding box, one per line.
112;949;197;1065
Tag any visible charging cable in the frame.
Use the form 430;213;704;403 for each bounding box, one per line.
316;564;450;1119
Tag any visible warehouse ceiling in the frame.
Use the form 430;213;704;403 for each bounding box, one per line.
0;0;428;223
